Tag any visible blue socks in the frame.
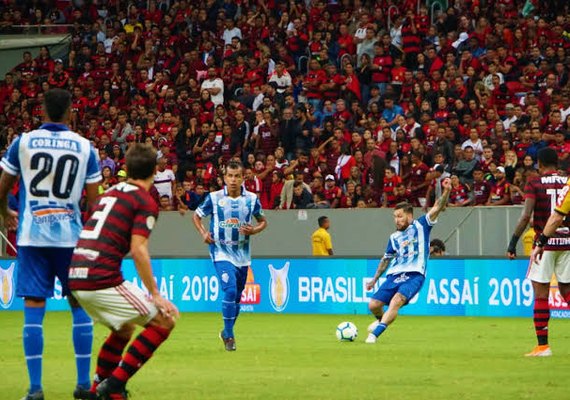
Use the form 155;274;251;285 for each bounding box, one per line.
222;300;237;338
372;322;388;338
23;306;46;393
71;307;93;389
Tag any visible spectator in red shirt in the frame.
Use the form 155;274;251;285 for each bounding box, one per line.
486;166;511;205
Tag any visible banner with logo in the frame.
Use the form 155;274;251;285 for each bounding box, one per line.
0;258;568;317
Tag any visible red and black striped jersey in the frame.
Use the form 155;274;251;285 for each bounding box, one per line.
68;182;159;291
524;171;570;250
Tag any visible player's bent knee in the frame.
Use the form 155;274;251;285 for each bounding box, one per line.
150;312;176;331
115;323;136;340
393;293;407;306
24;297;46;307
369;299;383;313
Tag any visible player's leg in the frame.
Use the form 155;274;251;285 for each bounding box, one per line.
526;252;555;356
89;323;134;394
233;266;249;325
53;248;94;395
100;296;175;398
214;261;239;341
17;247;53;398
380;293;408;326
554;250;570;306
366;276;395;343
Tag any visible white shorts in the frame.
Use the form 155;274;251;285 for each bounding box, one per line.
527;250;570;283
73;281;158;331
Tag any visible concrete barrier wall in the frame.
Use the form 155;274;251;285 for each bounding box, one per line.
149;207;526;257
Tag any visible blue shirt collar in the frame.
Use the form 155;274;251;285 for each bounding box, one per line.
39;123;69;132
223;185;245;197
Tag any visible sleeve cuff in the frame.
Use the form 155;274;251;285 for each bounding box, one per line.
85;173;102;184
0;160;19;176
195;209;205;218
426;213;437;226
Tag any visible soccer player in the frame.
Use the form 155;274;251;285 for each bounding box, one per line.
69;144;179;399
0;89;101;400
365;178;451;344
508;148;570;356
193;160;267;351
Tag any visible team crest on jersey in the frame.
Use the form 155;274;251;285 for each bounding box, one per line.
268;262;290;312
219;218;246;229
0;262;15;309
218;199;226;207
31;201;75;224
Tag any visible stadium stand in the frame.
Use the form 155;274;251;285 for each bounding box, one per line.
0;0;569;211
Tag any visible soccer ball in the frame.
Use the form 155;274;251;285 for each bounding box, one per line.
336;321;358;342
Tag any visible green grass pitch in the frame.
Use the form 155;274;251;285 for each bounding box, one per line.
2;312;570;399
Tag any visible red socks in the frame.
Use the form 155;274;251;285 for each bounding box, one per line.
533;298;550;346
112;325;171;383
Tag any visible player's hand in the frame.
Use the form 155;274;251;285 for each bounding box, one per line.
202;231;215;244
2;209;18;231
530;246;544;264
441;177;451;190
239;223;256;235
153;296;180;320
365;280;376;291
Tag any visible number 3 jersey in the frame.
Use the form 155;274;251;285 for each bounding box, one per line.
524;171;570;250
69;182;159;291
0;124;101;247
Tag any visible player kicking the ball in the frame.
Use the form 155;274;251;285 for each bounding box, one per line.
193;160;267;351
68;144;179;399
365;178;451;344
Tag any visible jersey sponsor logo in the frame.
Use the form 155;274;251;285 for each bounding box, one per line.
69;267;89;279
31;202;76;224
73;247;100;261
219;218;246;229
269;261;290;312
540;176;568;185
30;138;80;153
0;262;15;309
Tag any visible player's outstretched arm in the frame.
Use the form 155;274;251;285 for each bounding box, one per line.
427;177;451;222
507;197;535;259
0;171;18;230
366;257;391;291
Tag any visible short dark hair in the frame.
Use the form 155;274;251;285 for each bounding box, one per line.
43;89;72;122
395;202;413;214
225;160;243;174
537;147;558;168
125;143;157;180
318;216;328;227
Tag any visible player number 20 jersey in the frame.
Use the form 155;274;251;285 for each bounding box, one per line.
0;124;101;247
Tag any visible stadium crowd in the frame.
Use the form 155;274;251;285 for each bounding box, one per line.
1;0;570;211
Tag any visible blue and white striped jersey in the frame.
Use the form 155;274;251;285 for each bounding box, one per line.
195;187;263;267
384;214;436;276
0;123;101;247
